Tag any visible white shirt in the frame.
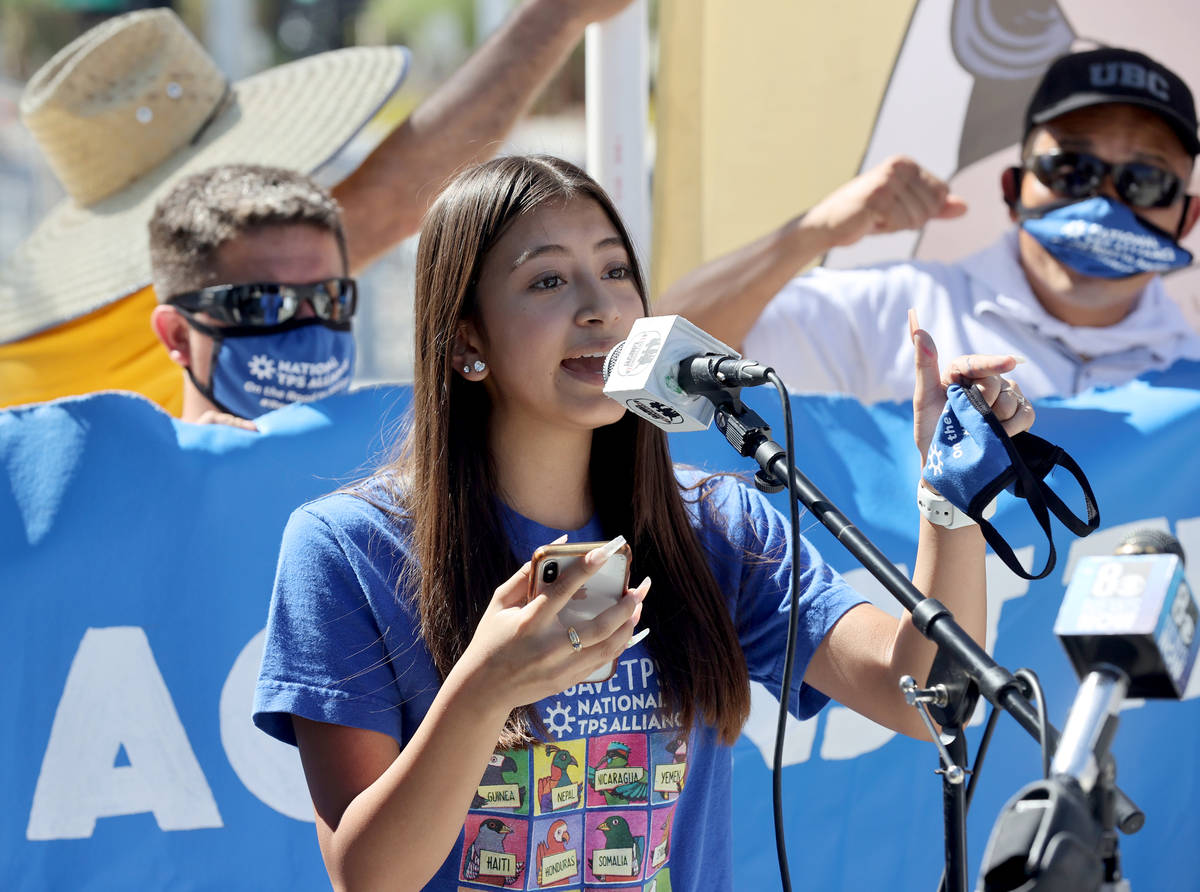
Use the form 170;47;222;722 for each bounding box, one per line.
742;229;1200;403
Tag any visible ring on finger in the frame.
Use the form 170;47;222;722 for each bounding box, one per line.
566;626;582;653
999;381;1026;407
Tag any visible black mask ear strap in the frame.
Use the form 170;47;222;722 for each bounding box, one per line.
1010;433;1101;537
176;314;240;418
963;387;1059;580
1177;195;1194;241
985;434;1057;581
182;363;238;418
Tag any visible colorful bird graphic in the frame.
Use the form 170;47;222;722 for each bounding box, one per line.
535;819;573;887
586;741;648;805
594;815;645;882
538;745;580;812
464;817;524;887
652;812;674;868
472;751;526;809
658;733;689;801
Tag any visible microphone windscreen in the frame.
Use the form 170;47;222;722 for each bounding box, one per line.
1115;528;1186;565
602;342;625;383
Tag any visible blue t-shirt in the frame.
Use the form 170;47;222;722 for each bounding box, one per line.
254;470;863;891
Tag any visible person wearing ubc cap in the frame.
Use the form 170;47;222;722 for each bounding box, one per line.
657;46;1200;403
0;1;635;418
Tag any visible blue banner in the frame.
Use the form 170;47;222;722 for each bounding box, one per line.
3;368;1199;890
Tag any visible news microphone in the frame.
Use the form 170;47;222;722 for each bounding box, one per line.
1113;528;1186;563
602;315;772;431
975;532;1195;890
1054;529;1198;700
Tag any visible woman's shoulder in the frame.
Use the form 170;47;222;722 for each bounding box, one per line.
671;465;778;539
289;472;412;545
672;464;763;507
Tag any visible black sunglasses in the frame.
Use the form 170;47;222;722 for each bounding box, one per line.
1023;150;1184;209
166;278;358;326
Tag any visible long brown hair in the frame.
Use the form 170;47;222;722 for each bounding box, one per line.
383;155;750;747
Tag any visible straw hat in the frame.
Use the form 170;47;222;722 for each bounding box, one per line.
0;9;408;344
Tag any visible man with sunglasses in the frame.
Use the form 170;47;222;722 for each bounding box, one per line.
657;47;1200;403
148;165;358;429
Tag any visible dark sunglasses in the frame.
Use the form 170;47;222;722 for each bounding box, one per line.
1023;150;1184;209
166;278;358;326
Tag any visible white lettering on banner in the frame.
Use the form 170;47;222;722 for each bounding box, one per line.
817;565;908;760
822;549;1032;758
22;520;1200;848
26;628;222;840
790;519;1200;768
744;548;1036;765
740;681;817;768
219;629;312;821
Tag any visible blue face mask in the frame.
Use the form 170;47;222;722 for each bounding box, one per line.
923;384;1100;580
1020;196;1193;278
183;316;356;419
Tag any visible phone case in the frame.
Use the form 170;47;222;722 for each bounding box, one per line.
529;541;632;683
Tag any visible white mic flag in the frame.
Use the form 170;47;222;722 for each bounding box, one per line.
602;315;740;432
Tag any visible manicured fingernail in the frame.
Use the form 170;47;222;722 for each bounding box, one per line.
625;627;651;650
626;576;651;602
1011;354;1028;364
589;534;626;564
551;534;568;545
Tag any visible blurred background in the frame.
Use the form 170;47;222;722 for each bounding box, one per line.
0;0;659;384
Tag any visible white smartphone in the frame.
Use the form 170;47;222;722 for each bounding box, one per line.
529;540;632;683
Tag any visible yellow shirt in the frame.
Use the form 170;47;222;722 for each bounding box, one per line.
0;286;183;416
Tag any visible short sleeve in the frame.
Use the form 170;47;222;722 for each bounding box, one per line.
709;478;866;720
253;504;408;746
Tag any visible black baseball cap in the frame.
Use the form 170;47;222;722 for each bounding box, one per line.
1024;47;1200;156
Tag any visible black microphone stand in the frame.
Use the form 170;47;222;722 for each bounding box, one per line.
696;386;1143;892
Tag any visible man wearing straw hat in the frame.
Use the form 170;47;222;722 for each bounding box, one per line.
0;0;633;416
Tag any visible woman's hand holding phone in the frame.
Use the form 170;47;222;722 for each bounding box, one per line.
456;535;651;711
529;537;645;684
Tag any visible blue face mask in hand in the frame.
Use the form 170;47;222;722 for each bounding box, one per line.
1019;196;1193;278
182;315;356;419
922;384;1100;580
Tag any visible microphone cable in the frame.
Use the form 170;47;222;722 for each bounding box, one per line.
765;368;800;892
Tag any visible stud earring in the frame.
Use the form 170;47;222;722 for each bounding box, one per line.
473;360;487;373
463;365;471;375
